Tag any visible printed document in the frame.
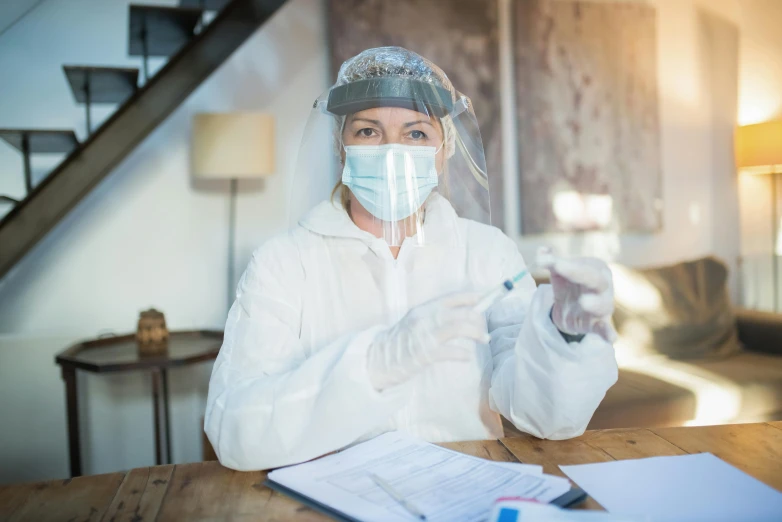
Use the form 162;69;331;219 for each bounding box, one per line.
268;431;571;522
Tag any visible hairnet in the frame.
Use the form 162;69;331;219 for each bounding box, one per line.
331;47;457;159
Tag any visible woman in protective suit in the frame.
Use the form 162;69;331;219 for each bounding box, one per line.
205;47;618;471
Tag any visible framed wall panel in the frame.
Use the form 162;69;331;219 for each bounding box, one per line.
515;0;661;234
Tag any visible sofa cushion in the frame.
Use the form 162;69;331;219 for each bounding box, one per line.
690;351;782;422
612;256;741;360
586;352;782;430
587;368;696;429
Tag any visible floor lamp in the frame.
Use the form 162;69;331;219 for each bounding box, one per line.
736;120;782;311
191;113;275;312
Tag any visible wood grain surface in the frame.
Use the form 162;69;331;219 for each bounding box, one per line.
102;465;174;522
0;472;125;522
651;422;782;491
1;423;780;521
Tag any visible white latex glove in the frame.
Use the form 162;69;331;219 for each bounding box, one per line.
367;292;490;390
539;251;617;343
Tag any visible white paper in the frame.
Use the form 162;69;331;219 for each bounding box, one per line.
268;431;570;522
561;453;782;522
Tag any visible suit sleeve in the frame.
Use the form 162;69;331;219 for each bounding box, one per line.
204;239;405;470
486;239;618;439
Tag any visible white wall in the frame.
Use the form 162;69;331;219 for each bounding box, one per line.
0;0;329;483
0;0;43;37
738;0;782;126
0;0;776;484
701;8;741;301
736;0;782;311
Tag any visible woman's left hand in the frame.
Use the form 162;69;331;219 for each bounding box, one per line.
545;257;617;343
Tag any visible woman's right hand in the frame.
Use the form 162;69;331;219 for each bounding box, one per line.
366;292;490;391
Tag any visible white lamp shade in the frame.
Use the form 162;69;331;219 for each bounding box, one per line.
192;113;275;179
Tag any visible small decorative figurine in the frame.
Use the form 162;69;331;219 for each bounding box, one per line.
136;308;169;356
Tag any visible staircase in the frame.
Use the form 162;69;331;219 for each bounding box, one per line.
0;0;286;280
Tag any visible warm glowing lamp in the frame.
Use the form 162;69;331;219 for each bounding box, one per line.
192;113;275;312
736;120;782;310
736;120;782;171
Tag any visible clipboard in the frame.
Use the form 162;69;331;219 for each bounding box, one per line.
265;479;587;521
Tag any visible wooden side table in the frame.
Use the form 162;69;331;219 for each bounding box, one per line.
54;330;222;477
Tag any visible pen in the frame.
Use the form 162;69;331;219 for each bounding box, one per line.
368;472;427;520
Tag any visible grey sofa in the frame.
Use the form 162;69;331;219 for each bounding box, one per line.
588;308;782;429
504;257;782;436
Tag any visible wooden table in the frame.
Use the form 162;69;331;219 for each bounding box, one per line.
2;422;781;521
55;330;222;477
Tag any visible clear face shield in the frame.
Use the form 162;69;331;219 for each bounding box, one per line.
289;75;491;247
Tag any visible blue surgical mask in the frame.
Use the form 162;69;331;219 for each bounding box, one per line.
341;144;439;222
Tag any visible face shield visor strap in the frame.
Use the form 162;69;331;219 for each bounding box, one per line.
327;77;455;118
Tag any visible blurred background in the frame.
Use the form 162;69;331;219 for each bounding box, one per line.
1;0;781;485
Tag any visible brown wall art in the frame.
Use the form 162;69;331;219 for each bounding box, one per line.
515;0;661;234
328;0;662;235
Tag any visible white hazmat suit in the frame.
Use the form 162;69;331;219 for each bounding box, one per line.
204;195;618;471
205;46;618;471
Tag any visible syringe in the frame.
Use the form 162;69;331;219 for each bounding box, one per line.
473;269;530;313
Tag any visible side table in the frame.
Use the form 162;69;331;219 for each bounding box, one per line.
54;330;222;477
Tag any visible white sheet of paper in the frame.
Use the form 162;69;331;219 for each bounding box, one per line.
560;453;782;522
268;431;570;522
